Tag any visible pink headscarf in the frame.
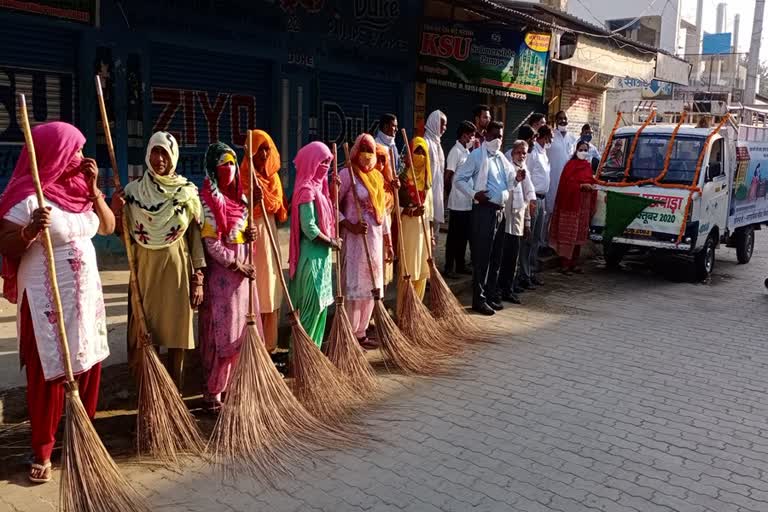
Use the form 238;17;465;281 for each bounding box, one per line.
0;122;90;303
289;141;335;279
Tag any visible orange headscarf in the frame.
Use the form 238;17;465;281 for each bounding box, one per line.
241;129;288;223
376;143;395;213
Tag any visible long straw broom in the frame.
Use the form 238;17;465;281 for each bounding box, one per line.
322;143;379;399
95;76;204;464
392;143;463;356
342;143;443;375
17;94;149;511
208;130;354;482
248;130;360;424
401;128;483;341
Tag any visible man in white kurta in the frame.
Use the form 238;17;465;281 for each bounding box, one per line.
546;111;577;243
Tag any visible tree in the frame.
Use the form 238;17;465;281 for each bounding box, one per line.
759;63;768;98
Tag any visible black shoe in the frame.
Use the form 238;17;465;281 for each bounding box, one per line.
457;266;473;275
531;276;544;286
502;293;521;305
514;284;525;294
472;302;495;316
520;280;537;290
489;300;504;311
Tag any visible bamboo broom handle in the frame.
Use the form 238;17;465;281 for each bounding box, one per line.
331;143;344;297
247;130;255;316
94;77;152;334
95;76;121;191
17;94;76;383
342;143;379;293
400;128;435;262
249;131;296;314
389;147;409;277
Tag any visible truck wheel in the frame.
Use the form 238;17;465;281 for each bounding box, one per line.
604;242;626;269
695;234;716;280
734;226;755;264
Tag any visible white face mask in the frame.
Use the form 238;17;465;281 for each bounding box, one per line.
558;125;568;134
544;142;552;150
485;139;502;153
576;150;589;160
378;131;395;145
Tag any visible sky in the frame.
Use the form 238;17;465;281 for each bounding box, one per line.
680;0;760;55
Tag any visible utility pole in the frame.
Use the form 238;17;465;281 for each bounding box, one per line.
744;0;766;105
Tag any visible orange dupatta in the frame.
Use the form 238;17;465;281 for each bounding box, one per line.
241;129;288;223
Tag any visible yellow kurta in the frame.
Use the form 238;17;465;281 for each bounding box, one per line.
251;213;283;313
400;192;433;283
128;221;205;352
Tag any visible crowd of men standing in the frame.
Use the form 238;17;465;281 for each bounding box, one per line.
376;105;600;316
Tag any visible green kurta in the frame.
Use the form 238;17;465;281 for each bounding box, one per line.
289;203;333;347
128;219;206;352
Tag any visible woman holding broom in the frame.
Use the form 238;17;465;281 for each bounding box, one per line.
376;143;397;288
0;122;114;483
198;142;261;413
241;130;287;353
339;134;394;350
397;137;433;310
288;141;341;348
112;131;204;391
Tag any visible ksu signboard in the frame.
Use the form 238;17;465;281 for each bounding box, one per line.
417;20;551;100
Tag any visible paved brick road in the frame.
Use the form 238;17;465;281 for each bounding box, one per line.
3;240;768;511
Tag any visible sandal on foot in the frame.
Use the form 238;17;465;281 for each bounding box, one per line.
29;462;52;484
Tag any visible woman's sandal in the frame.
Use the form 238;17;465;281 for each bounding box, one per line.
29;461;52;484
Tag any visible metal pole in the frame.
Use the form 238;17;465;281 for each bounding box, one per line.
744;0;766;106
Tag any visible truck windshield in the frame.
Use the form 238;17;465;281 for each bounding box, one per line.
600;135;706;185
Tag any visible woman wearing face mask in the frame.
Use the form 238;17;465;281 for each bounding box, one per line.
376;143;397;287
198;142;259;413
288;142;341;348
241;130;288;353
499;140;536;304
424;110;447;244
0;122;114;483
548;141;597;274
397;137;433;312
114;131;204;391
339;134;394;349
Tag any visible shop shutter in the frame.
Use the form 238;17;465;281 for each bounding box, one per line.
149;44;272;186
502;101;544;150
0;22;78;192
315;72;401;147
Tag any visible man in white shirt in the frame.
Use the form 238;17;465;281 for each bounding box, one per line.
455;121;509;316
519;125;553;289
375;113;399;170
444;120;476;277
580;123;601;170
547;111;577;215
499;139;536;305
528;112;547;133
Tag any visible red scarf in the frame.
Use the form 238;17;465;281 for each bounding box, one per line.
554;159;597;213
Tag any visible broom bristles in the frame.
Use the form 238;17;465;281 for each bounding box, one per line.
289;311;362;423
398;277;463;356
61;388;150;512
372;298;445;375
427;264;485;341
324;297;379;399
135;339;205;463
208;316;355;483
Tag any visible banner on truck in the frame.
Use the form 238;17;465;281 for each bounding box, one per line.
731;141;768;228
417;20;550;100
592;188;688;237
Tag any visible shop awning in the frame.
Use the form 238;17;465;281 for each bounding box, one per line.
554;34;690;86
554;35;655;82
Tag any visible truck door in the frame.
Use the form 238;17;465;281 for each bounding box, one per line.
700;137;729;244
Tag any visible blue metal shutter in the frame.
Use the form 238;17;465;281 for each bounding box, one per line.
314;72;401;147
149;44;272;186
0;22;77;192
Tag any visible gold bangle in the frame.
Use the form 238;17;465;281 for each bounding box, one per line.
89;192;105;202
20;225;36;242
